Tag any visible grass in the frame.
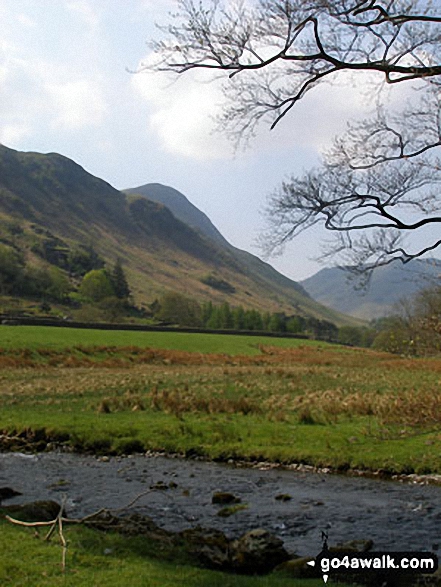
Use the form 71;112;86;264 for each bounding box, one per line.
1;327;441;473
0;325;323;355
1;520;351;587
0;325;434;586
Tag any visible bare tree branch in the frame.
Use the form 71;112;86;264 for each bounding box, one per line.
146;0;441;279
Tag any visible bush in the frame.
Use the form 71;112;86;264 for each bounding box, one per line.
155;292;202;327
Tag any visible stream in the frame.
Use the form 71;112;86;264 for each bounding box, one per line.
1;451;440;557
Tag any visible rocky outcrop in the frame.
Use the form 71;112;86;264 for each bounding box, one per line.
0;487;22;503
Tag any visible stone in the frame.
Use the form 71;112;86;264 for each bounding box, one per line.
178;526;230;569
0;487;22;503
230;528;290;573
211;491;240;505
275;493;292;501
2;500;61;522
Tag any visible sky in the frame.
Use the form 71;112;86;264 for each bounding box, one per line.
0;0;405;281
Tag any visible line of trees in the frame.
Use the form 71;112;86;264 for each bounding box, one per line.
153;292;339;340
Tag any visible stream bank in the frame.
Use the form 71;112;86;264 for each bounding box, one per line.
1;451;440;557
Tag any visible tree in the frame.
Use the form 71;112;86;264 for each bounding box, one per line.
268;312;286;332
79;269;115;303
375;283;441;354
232;305;246;330
67;245;104;277
110;259;131;300
156;292;202;326
148;0;441;282
0;245;24;294
218;301;234;328
286;316;303;333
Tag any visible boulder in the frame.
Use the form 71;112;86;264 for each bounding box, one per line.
85;511;172;543
0;487;22;503
230;528;290;573
2;500;61;521
178;526;230;569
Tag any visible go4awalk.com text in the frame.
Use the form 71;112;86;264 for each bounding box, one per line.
307;550;438;583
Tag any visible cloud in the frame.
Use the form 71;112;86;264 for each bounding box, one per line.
0;123;31;145
132;66;232;160
0;2;109;144
16;13;37;28
66;0;99;30
132;47;400;163
47;79;108;131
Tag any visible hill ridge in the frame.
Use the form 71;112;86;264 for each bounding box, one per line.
0;144;355;325
301;259;441;320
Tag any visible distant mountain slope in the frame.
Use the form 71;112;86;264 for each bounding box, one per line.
301;260;441;320
124;183;310;299
125;183;230;247
0;144;355;324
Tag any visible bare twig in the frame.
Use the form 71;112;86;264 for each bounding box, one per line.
4;488;173;572
6;495;68;571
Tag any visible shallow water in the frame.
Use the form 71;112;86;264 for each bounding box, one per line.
1;451;440;556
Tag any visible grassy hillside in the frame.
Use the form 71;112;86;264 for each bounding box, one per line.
0;145;354;324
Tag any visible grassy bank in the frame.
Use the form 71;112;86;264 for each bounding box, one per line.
1;326;441;473
1;520;346;587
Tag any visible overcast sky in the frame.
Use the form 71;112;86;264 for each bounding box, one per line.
0;0;393;281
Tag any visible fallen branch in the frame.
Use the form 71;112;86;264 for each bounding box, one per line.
4;488;173;571
6;495;68;571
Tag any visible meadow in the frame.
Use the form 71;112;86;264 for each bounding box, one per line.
1;324;441;473
2;324;438;587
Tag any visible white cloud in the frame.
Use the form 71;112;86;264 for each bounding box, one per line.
132;49;399;162
137;0;174;10
16;13;36;28
66;0;99;30
0;123;31;145
0;0;109;140
133;66;232;160
47;79;108;131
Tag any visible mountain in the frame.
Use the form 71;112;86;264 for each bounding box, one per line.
124;183;317;308
0;144;354;324
125;183;230;247
301;260;441;320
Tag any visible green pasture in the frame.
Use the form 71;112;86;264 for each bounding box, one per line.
0;325;441;473
0;324;324;355
0;324;438;586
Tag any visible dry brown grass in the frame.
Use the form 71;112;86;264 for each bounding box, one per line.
1;344;441;431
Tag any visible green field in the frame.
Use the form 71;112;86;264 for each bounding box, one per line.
1;324;436;586
1;324;441;473
0;325;322;355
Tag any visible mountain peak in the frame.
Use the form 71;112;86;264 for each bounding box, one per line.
124;183;230;247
